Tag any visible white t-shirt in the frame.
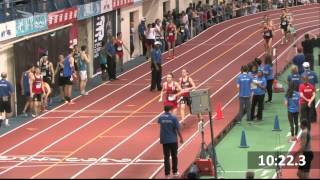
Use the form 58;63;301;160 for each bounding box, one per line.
146;28;156;40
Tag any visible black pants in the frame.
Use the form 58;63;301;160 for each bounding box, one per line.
304;53;314;71
151;63;162;91
141;37;147;56
266;79;274;102
107;55;116;79
251;94;265;120
163;143;178;176
288;111;299;137
300;103;312;131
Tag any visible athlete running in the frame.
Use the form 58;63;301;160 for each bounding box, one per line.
178;69;196;123
159;73;182;115
280;8;290;44
262;20;273;55
115;32;129;72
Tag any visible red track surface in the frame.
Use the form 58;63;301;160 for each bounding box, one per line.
0;5;319;179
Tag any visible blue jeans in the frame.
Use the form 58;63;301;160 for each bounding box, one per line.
237;96;251;122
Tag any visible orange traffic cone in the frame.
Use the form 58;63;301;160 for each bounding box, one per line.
214;103;223;120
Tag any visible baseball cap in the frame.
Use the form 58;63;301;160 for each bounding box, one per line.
303;62;310;68
141;17;146;21
154;41;162;46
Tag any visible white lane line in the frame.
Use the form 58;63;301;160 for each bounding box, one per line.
72;20;320;179
149;27;320;180
0;5;302;159
1;5;316;141
2;7;319;178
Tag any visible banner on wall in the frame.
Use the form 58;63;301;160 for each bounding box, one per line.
93;11;116;74
101;0;112;14
48;7;77;28
0;21;16;42
77;1;101;20
15;13;48;37
112;0;134;9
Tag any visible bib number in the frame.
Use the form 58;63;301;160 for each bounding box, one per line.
168;94;176;101
282;22;287;26
36;83;41;89
265;32;270;37
2;96;9;102
169;33;174;36
42;71;46;76
117;47;123;51
60;72;64;77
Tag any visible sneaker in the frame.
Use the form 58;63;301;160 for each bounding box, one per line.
82;92;88;96
31;114;36;118
173;172;180;177
4;119;10;127
165;175;171;179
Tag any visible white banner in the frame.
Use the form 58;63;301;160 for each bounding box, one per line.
0;21;16;42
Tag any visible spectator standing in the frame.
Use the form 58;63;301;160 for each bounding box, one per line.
301;62;318;122
63;48;76;104
287;65;301;87
99;41;108;82
79;46;90;96
138;18;147;56
0;72;14;127
158;105;184;179
297;120;314;179
236;65;253;124
301;34;315;70
292;47;305;75
55;55;65;102
155;19;165;53
114;32;129;72
20;65;35;117
150;41;163;92
299;75;316;130
285;81;300;142
250;70;266;121
107;37;117;80
30;67;45;117
130;21;135;60
145;23;156;60
263;55;274;103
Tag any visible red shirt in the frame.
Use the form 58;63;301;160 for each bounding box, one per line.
165;82;178;101
299;83;315;104
32;75;43;94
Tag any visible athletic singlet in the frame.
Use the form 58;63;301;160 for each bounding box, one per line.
263;27;272;39
180;77;192;97
115;40;123;52
165;82;178;101
32;75;43;94
23;72;30;93
41;61;51;79
58;63;64;78
63;55;72;77
78;53;87;71
167;25;175;37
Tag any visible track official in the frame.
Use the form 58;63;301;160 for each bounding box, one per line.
150;41;163;91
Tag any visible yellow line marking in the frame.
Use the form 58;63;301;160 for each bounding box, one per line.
31;29;259;179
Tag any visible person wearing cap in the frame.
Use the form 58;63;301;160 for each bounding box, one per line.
250;69;266;121
292;47;305;75
138;17;147;57
301;62;318;123
299;75;316;130
150;41;163;91
0;72;14;128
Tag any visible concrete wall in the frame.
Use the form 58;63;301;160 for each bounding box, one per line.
120;3;143;62
0;46;17;115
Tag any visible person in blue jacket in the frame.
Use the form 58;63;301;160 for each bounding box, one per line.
263;55;274;103
251;70;266;121
285;81;300;142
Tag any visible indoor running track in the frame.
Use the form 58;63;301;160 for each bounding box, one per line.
0;4;319;179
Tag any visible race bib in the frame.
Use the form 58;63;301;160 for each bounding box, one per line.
60;72;64;77
70;76;73;81
2;96;9;102
265;32;270;37
181;29;184;33
117;47;123;51
42;71;46;76
168;94;176;101
168;33;174;36
282;22;287;25
36;83;41;89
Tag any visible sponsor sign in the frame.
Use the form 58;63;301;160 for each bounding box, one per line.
0;21;16;41
15;13;48;37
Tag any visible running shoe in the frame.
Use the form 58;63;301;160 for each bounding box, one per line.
31;114;36;118
173;172;180;177
4;119;10;127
